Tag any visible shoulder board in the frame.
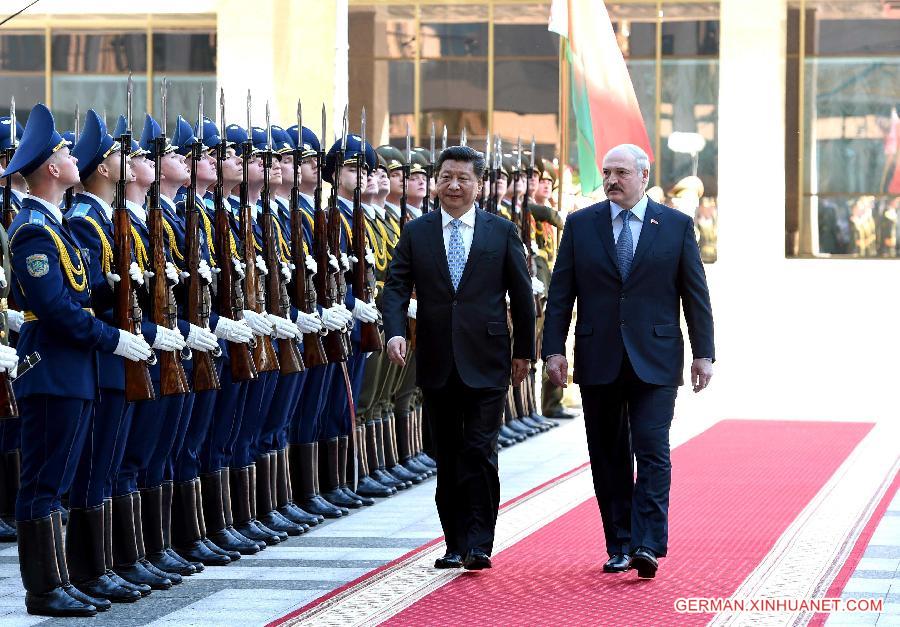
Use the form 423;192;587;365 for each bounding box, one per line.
28;210;45;226
69;203;91;219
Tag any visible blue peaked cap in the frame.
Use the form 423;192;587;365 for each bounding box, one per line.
3;104;71;178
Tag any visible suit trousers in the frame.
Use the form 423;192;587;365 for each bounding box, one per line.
422;365;505;556
580;354;677;558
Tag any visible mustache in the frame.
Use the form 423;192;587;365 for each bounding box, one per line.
606;184;622;192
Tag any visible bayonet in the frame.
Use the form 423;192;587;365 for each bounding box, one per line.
460;127;467;147
102;108;107;129
126;72;133;134
360;106;367;156
9;97;15;148
340;104;348;152
265;100;272;150
197;85;204;143
442;125;447;152
530;135;536;169
516;136;522;173
320;103;326;153
161;77;168;138
219;88;226;144
73;103;79;143
297;100;302;138
430;121;435;157
246;90;252;135
405;123;412;163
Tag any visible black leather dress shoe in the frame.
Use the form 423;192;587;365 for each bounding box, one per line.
631;547;658;579
545;408;579;419
434;552;463;569
463;549;492;570
602;553;631;573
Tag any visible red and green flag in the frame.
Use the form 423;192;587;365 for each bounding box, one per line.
550;0;654;193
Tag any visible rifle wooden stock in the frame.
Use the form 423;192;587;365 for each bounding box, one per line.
114;190;155;402
148;194;190;397
522;173;543;320
314;202;347;363
327;200;352;357
214;153;257;382
239;147;279;373
290;188;327;369
260;209;304;375
184;198;221;392
351;204;382;355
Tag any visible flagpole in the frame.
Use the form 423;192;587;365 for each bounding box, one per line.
557;34;568;215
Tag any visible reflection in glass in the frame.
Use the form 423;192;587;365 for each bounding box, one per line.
52;33;147;73
151;76;218;134
421;59;487;142
153;32;216;72
493;60;558;148
0;33;45;71
420;4;488;58
0;76;45;123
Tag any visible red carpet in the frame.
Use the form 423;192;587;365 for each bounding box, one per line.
385;420;872;626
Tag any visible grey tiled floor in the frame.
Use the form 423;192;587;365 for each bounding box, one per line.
0;416;590;627
826;490;900;627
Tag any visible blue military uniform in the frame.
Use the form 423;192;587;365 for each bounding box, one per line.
6;103;124;616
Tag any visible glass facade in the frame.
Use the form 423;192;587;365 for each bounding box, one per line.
0;19;216;137
787;0;900;258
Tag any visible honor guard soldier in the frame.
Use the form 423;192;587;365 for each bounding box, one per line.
284;123;354;520
6;103;153;617
320;134;380;510
65;109;173;603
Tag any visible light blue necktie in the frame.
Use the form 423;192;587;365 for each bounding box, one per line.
617;209;634;281
448;218;465;290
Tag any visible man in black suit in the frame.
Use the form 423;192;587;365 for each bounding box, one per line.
542;144;714;579
382;146;535;571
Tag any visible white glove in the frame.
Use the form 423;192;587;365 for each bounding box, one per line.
186;324;219;352
530;241;541;255
0;267;7;290
340;253;350;272
256;255;269;275
365;248;375;266
328;254;340;271
0;344;18;373
233;259;246;278
142;269;155;285
407;298;417;320
294;310;323;334
114;330;153;362
165;262;180;284
305;256;317;277
321;306;347;331
106;272;120;289
179;270;190;282
6;310;23;333
152;326;187;352
270;314;299;339
337;303;354;325
531;277;546;296
198;259;213;284
214;316;254;343
130;262;144;286
352;300;379;323
243;309;273;336
280;262;292;282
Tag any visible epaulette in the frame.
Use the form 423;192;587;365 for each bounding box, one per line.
28;210;45;226
68;203;91;219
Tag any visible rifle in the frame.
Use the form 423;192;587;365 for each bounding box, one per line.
0;106;14;416
326;106;352;357
492;136;502;216
115;75;156;402
481;131;492;213
185;86;222;391
351;108;382;353
214;88;257;382
2;97;17;233
314;106;347;363
240;91;278;373
290;101;327;368
148;78;190;396
64;103;78;211
261;102;304;374
522;136;542;319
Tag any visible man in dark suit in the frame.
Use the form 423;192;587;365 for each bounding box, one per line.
382;145;535;571
542;144;714;579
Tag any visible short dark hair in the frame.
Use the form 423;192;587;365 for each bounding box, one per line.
436;145;485;179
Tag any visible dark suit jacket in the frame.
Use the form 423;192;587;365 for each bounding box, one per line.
541;199;714;387
382;208;536;389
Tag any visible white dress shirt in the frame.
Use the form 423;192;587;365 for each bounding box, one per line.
25;194;64;224
81;190;114;222
441;205;476;265
611;194;648;256
126;200;147;225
